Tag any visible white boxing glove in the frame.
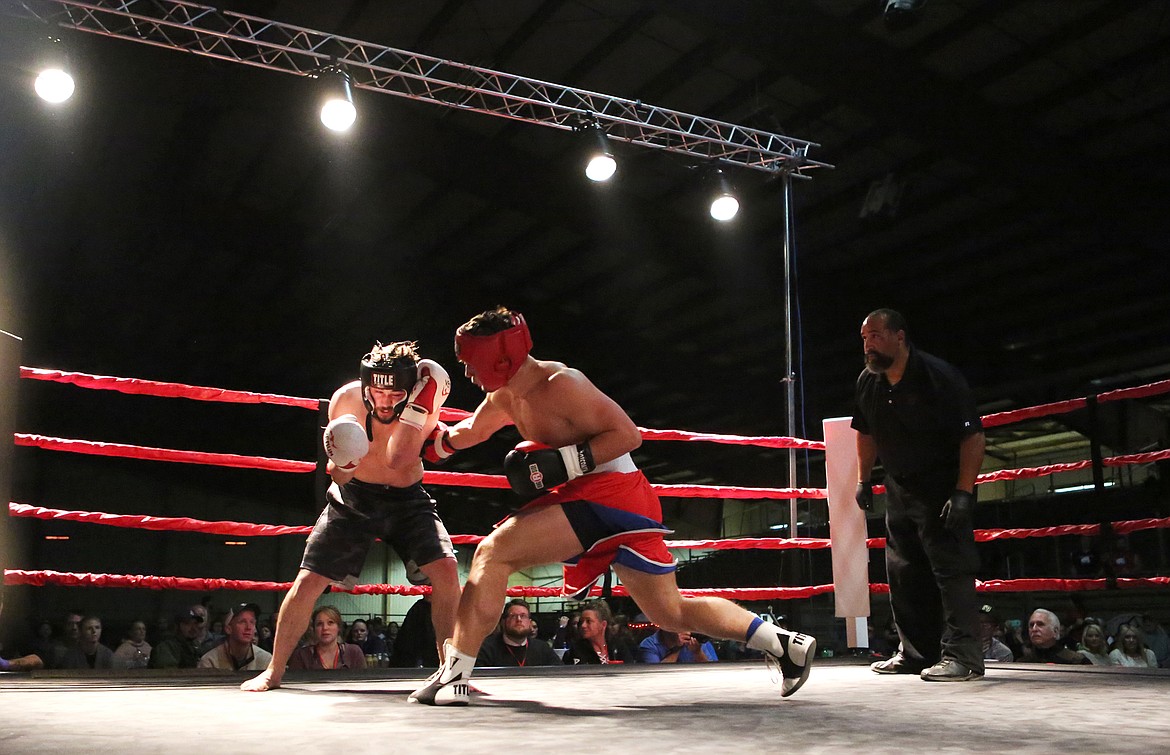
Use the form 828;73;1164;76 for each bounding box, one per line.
323;414;369;470
399;359;452;429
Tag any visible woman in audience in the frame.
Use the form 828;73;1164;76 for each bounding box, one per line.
1109;624;1158;667
562;599;637;665
1076;622;1112;666
347;618;388;658
289;606;366;670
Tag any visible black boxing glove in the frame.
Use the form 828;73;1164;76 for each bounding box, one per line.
940;489;975;534
855;481;873;512
504;440;595;499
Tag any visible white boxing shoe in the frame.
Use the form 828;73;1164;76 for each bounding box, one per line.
765;631;816;697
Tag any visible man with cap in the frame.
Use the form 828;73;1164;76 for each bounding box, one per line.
199;603;273;672
242;340;460;691
149;608;205;669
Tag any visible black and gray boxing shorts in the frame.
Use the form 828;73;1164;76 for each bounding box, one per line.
301;479;456;587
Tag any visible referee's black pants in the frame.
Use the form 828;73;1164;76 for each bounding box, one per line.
884;476;984;672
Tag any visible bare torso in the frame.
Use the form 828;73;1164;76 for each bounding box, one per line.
468;359;641;465
331;381;427;487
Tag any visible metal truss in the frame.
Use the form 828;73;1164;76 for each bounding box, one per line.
10;0;831;176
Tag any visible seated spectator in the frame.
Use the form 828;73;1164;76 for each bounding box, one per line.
1018;609;1089;665
112;620;153;670
1109;624;1158;668
1137;614;1169;668
199;603;273;672
199;614;226;654
0;585;45;672
390;594;438;668
639;628;718;663
552;615;573;649
978;606;1013;662
562;600;637;665
28;619;56;664
257;624;274;653
59;615;114;670
347;619;388;658
191;603;211;649
476;599;560;667
150;608;205;669
289;606;365;670
1077;622;1113;666
47;609;83;668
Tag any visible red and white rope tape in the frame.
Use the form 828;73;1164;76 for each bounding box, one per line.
18;367;819;450
12;434;825;500
17;428;1170;500
11;503;1170;549
4;569;1166;598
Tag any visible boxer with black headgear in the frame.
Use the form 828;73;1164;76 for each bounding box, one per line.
411;306;816;706
242;339;459;693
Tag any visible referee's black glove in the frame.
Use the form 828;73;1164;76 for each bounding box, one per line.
855;482;874;512
940;490;975;533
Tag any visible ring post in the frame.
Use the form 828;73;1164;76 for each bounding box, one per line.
823;417;870;648
1;329;20;587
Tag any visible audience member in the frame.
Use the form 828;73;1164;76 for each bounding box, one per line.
1110;535;1143;576
562;600;637;665
391;594;439;668
201;614;226;652
190;603;211;649
258;624;274;653
150;608;205;669
1109;624;1158;668
978;607;1013;662
1069;535;1101;577
347;619;389;658
47;609;83;668
199;603;272;671
28;619;56;664
476;599;560;667
59;615;115;669
289;606;365;670
1017;609;1089;665
638;627;718;664
1137;614;1169;668
1077;622;1113;666
112;620;153;670
0;586;45;672
552;615;573;649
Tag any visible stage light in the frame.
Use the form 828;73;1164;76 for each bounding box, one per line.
586;152;617;182
883;0;926;30
708;169;739;222
33;37;74;104
710;193;740;222
576;119;617;182
317;67;356;132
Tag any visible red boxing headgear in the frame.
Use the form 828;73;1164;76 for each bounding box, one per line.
455;312;532;391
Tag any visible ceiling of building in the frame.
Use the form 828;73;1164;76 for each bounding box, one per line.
3;0;1169;524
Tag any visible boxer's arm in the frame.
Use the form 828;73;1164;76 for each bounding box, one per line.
545;368;641;465
446;396;511;450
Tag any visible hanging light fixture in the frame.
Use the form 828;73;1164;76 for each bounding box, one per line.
576;119;616;182
317;65;356;132
33;36;75;104
708;168;739;222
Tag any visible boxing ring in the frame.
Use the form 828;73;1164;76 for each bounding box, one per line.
7;367;1170;610
3;367;1170;754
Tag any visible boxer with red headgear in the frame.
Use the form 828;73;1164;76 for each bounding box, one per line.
411;307;816;706
242;340;460;693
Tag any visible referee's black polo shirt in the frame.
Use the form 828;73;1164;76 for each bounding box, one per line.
851;346;982;485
